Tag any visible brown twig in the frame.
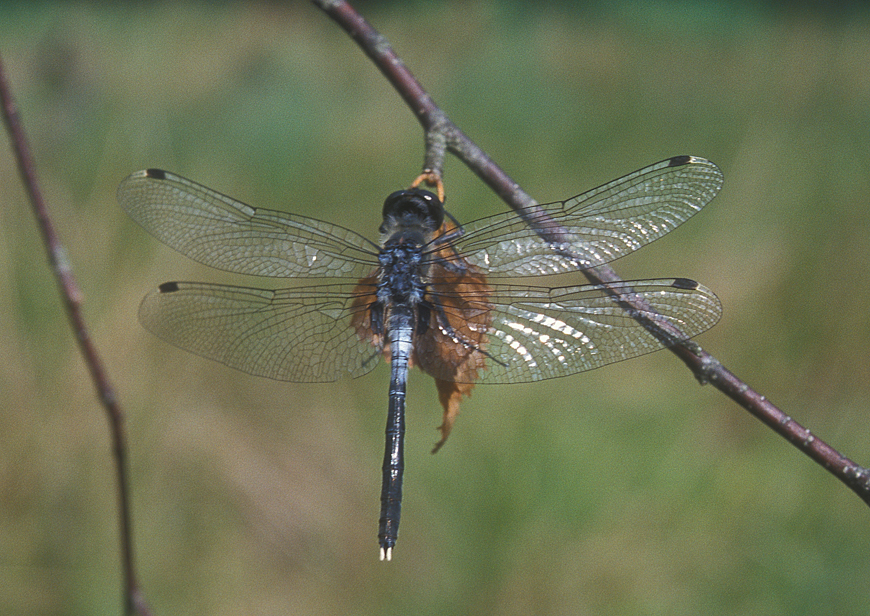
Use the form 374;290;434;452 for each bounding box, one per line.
0;56;152;615
312;0;870;505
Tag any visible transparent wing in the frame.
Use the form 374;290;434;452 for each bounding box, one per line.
138;281;383;382
428;278;722;384
443;156;723;277
118;169;380;279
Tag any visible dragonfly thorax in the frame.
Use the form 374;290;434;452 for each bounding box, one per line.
377;238;427;305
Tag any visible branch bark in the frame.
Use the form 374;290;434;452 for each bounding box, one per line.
312;0;870;506
0;56;152;616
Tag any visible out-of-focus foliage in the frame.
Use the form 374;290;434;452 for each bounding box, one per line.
1;2;868;615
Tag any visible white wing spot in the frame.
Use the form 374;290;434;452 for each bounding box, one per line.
305;245;319;267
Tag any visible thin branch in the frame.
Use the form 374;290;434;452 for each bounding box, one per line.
0;56;152;615
312;0;870;505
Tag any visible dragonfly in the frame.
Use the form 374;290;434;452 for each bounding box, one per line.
118;155;724;560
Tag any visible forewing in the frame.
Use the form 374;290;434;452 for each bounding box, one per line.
447;156;723;277
118;169;379;279
441;278;722;384
138;281;382;382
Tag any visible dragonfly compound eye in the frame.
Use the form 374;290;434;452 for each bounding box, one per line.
382;188;445;233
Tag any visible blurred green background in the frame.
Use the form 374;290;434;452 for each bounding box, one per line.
2;2;869;615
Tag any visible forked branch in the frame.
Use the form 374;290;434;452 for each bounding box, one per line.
312;0;870;506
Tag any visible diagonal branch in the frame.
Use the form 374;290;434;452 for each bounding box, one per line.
312;0;870;506
0;56;152;615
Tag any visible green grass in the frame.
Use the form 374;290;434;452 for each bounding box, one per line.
2;2;869;615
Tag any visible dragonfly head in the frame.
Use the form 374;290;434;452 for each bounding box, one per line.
380;188;445;238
